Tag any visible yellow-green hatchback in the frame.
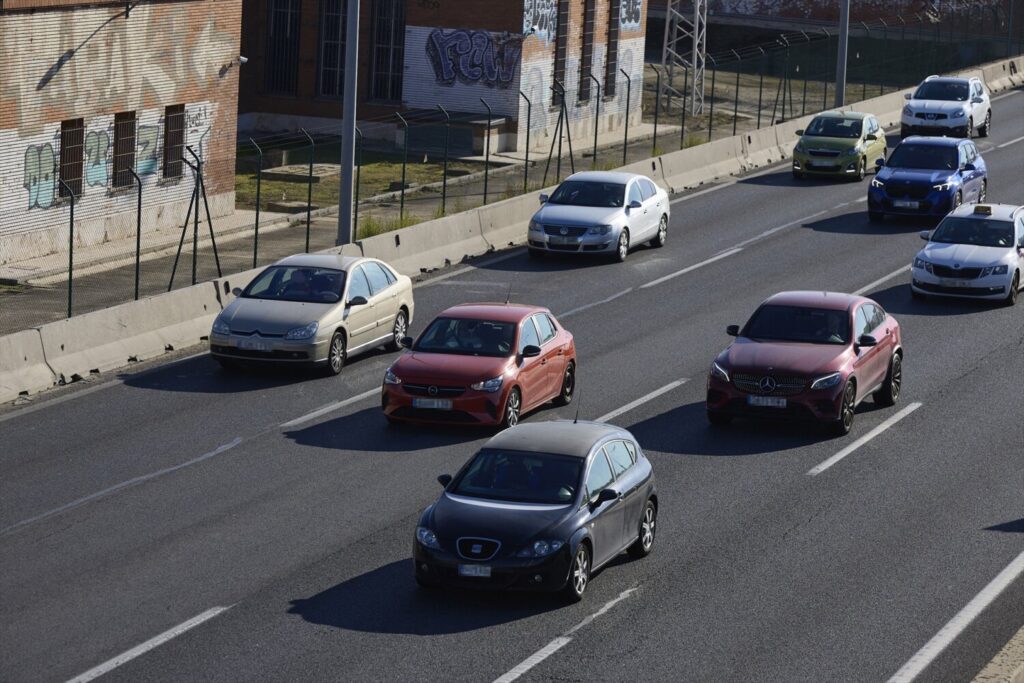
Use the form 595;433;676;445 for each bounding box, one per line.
792;111;887;181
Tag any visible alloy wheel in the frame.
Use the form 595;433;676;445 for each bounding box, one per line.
953;191;962;210
505;389;521;427
984;111;991;136
641;504;656;550
1008;273;1019;306
978;180;987;203
327;333;346;376
572;546;589;596
392;311;408;346
655;217;667;247
840;383;855;431
967;118;973;138
555;363;575;406
616;231;629;262
890;355;902;402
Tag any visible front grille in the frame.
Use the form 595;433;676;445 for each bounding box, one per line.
391;407;479;423
403;383;466;397
914;112;949;120
457;537;501;561
732;373;807;397
808;149;841;158
887;184;931;200
807;165;841;173
932;265;981;279
548;243;580;251
210;345;309;360
543;225;588;237
229;330;284;338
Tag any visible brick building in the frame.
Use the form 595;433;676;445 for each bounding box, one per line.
0;0;242;265
238;0;646;152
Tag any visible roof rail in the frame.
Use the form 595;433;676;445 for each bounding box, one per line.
924;74;940;80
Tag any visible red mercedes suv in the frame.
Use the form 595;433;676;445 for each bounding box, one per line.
706;291;903;435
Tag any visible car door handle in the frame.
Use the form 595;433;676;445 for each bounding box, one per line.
540;359;547;365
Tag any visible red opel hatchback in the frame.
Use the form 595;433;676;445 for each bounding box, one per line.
706;291;903;435
381;303;577;428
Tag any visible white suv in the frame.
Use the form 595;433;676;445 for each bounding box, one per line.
901;76;991;139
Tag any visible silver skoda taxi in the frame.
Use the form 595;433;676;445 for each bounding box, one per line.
210;254;415;374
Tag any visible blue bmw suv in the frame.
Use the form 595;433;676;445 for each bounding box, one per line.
868;136;987;222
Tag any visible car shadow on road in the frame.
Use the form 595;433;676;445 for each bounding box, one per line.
287;559;562;635
869;283;1005;316
739;169;854;188
985;518;1024;533
283;407;484;452
474;250;625;274
802;212;930;235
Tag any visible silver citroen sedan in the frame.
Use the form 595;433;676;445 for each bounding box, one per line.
527;171;670;262
209;254;415;375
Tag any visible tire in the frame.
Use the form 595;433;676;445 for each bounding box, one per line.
650;215;668;248
554;361;575;406
1005;271;1019;307
613;229;629;263
873;353;902;407
978;180;987;204
528;248;545;260
979;110;991;137
868;211;885;223
900;127;909;140
707;411;732;427
966;117;974;139
324;331;346;376
952;190;963;211
563;543;591;603
854;157;866;182
501;387;522;429
627;500;657;559
830;381;856;436
385;309;408;352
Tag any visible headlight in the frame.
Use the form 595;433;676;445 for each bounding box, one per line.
794;142;805;154
416;526;441;550
212;317;230;335
710;361;730;382
588;224;613;235
516;540;564;558
902;105;913;116
850;144;863;154
529;219;542;232
470;376;503;392
932;181;954;191
284;321;319;340
384;367;402;385
870;178;885;189
810;372;842;390
913;256;934;274
980;264;1009;277
951;108;966;118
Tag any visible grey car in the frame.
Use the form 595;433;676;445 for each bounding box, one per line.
209;254;415;375
527;171;671;262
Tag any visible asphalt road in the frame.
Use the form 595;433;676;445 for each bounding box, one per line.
2;91;1022;683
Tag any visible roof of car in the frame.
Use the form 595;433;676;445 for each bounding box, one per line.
813;110;870;120
484;421;631;458
899;135;964;147
564;170;648;184
946;203;1024;221
273;253;363;270
437;303;547;323
761;291;866;310
921;76;972;84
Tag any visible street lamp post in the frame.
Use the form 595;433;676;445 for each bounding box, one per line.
337;0;360;246
835;0;851;107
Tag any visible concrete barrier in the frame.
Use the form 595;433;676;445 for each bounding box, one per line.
660;135;747;192
37;282;221;383
0;329;55;403
742;126;784;169
982;58;1021;92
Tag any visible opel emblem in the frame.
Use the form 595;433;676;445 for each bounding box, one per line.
428;385;439;396
759;376;777;393
560;226;568;236
471;543;482;554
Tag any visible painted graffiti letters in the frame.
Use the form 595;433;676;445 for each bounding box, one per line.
523;0;557;43
84;130;111;187
23;144;56;210
137;125;160;176
426;29;521;89
621;0;642;29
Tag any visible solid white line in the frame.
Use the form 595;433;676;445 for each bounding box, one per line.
595;379;689;424
558;288;633;319
0;437;243;537
806;402;922;476
853;265;910;296
887;550;1024;683
279;388;379;429
417;250;524;287
565;587;639;635
66;606;231;683
639;249;743;289
669;164;785;205
996;134;1024;149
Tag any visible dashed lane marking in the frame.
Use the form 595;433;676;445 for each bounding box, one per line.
806;402;923;476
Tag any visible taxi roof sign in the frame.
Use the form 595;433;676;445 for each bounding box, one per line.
973;205;992;215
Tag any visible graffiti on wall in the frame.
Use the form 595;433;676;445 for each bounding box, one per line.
84;130;110;187
23;144;57;210
621;0;642;29
523;0;558;44
426;29;522;88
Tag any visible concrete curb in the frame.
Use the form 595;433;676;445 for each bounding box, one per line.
0;329;56;403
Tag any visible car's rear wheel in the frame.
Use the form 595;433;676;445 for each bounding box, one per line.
650;216;668;248
979;110;991;137
324;331;346;376
563;543;591;603
830;381;856;436
707;411;732;427
613;230;629;263
628;500;657;559
385;310;408;352
873;353;902;407
501;387;522;428
554;361;575;406
868;211;885;223
978;179;987;203
1005;271;1020;307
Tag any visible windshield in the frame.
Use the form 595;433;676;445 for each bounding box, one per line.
886;144;958;170
931;217;1015;247
413;317;516;357
913;81;969;102
242;266;346;303
547;180;626;208
804;116;862;139
451;449;583;504
743;304;851;345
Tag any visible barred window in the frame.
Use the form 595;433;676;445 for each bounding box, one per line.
59;118;84;198
553;0;569;105
370;0;405;102
112;111;136;189
579;0;596;101
265;0;301;95
318;0;347;98
163;104;185;179
605;0;620;97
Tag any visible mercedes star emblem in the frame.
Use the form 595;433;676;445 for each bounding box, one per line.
428;385;439;396
759;376;777;393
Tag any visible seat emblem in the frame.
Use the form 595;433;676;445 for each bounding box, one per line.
428;385;439;396
953;263;961;269
560;226;568;236
471;543;482;554
759;376;777;393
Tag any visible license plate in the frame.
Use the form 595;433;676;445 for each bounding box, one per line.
458;564;491;578
548;235;579;245
239;338;270;352
413;398;452;410
893;199;919;209
748;396;787;408
939;278;970;287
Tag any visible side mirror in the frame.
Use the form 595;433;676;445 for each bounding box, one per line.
399;336;414;349
857;334;878;348
904;92;912;100
972;96;983;104
865;133;878;141
726;324;740;337
231;287;243;297
539;193;549;204
437;474;452;487
919;230;931;241
795;129;804;136
521;345;541;358
962;163;975;172
628;199;642;210
595;488;618;505
348;295;368;306
874;158;885;169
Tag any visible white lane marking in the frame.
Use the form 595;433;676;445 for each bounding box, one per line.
493;588;638;683
279;388;379;429
887;550;1024;683
853;265;910;296
669;164;784;205
992;89;1023;101
433;280;514;287
596;379;689;424
417;250;524;287
640;249;743;289
0;438;243;537
996;134;1024;149
806;402;922;476
731;210;828;251
558;288;633;319
66;606;231;683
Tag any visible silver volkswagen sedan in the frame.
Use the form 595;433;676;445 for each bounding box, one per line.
527;171;670;262
209;254;415;375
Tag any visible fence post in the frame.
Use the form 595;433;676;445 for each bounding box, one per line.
707;56;717;142
396;112;409;220
435;105;450;216
553;81;565;182
354;126;363;237
823;29;832;110
620;68;631;165
301;128;314;252
128;168;143;300
249;137;262;268
192;161;199;285
518;91;531;193
798;32;809;116
756;48;765;128
480;97;492;205
731;50;741;136
651;64;661;156
57;178;74;318
781;42;789;121
680;63;689;147
589;74;601;169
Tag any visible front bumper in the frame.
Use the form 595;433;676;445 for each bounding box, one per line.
706;374;845;423
793;152;861;177
868;186;956;218
209;332;328;364
527;228;617;254
413;542;572;592
911;268;1013;300
900;119;969;138
382;384;504;425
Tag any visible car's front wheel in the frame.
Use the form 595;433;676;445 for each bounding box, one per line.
854;157;866;182
563;543;591;603
830;381;856;436
873;353;902;407
966;117;974;138
628;500;657;559
324;331;346;376
650;216;668;248
952;190;963;211
1005;271;1020;307
501;387;522;428
979;110;991;137
613;229;629;263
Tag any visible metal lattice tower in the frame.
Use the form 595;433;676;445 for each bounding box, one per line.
661;0;708;115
